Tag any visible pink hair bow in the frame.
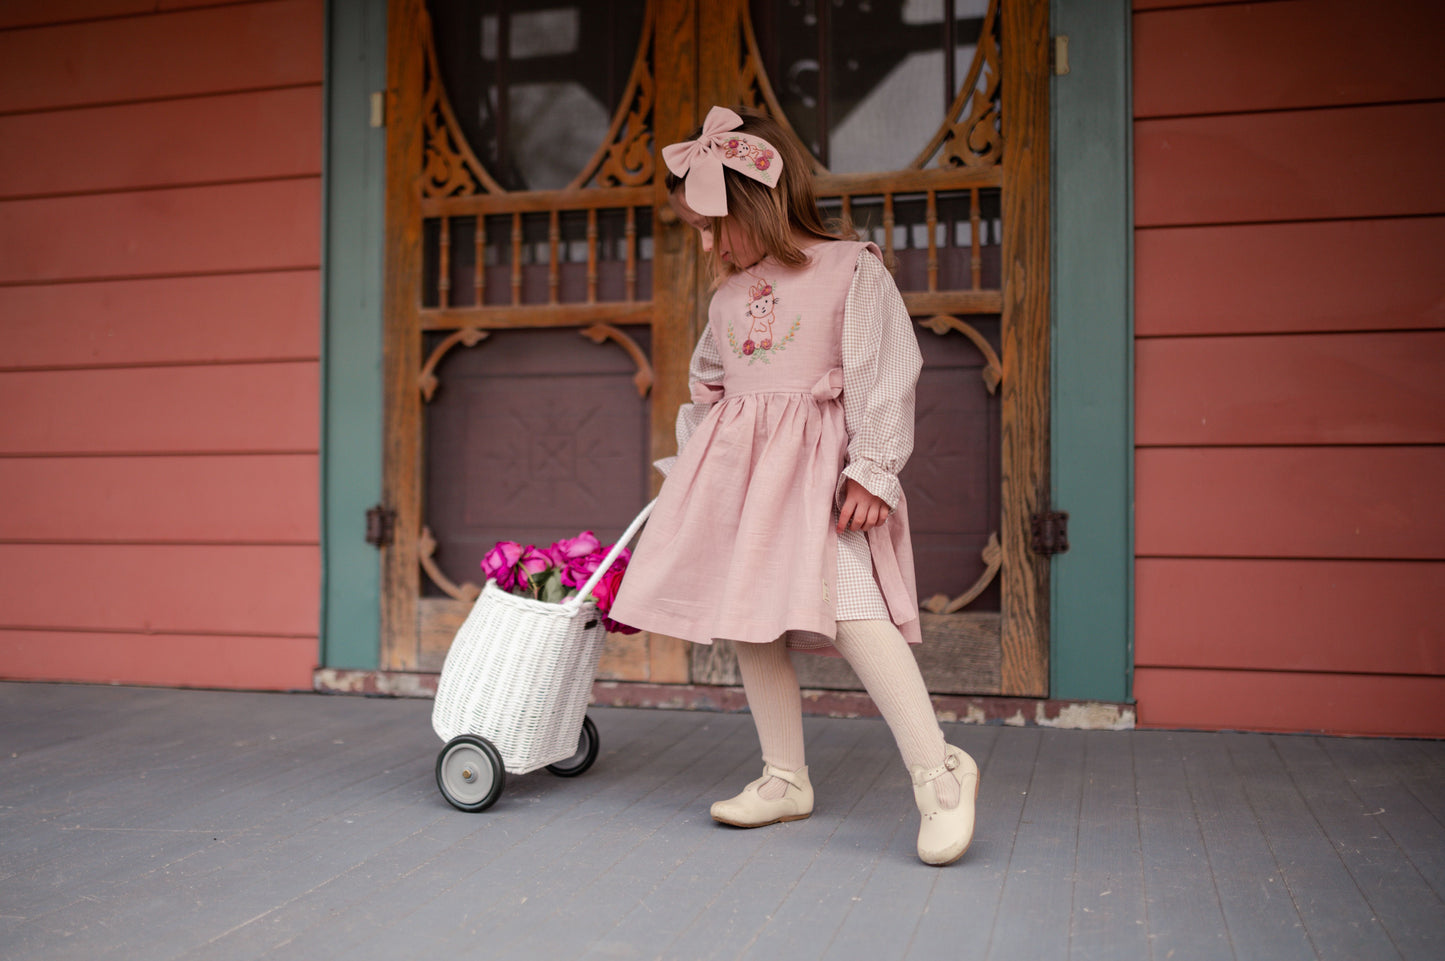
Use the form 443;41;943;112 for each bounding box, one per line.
661;106;783;217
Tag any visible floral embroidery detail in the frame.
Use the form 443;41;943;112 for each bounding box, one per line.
721;138;776;181
726;276;799;364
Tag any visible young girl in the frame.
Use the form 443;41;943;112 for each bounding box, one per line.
608;107;978;866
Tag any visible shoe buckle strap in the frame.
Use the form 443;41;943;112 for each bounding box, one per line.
911;752;960;787
762;764;806;789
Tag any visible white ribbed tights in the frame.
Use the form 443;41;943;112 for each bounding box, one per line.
731;619;961;807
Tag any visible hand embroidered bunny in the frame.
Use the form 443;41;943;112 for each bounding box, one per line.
744;281;777;354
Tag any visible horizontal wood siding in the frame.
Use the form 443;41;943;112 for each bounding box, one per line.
1136;447;1445;561
1132;0;1445;733
0;180;322;282
1133;0;1445;117
0;2;239;31
0;0;322;112
0;272;320;368
0;0;323;691
0;456;319;541
1135;559;1445;676
0;544;320;635
0;86;323;198
1133;668;1445;738
0;632;318;690
1135;217;1445;337
0;364;319;453
1135;332;1445;446
1135;103;1445;226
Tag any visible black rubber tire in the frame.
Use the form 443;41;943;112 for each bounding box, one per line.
546;714;600;778
436;734;506;812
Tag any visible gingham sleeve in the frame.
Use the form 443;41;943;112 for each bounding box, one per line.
654;323;725;478
837;248;923;509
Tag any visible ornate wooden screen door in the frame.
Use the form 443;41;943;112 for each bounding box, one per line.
381;0;1050;696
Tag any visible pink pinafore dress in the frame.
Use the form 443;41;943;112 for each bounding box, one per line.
610;241;873;646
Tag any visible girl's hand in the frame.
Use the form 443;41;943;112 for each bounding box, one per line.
837;478;891;533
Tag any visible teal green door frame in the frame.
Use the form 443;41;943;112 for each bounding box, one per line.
320;0;387;670
318;0;1136;696
1049;0;1133;702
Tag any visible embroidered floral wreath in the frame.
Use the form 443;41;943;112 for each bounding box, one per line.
722;137;775;175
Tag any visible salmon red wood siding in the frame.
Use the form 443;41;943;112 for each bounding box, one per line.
1136;559;1445;677
1135;332;1445;446
1131;0;1445;734
1133;0;1445;117
0;1;243;31
0;87;323;199
0;0;324;690
0;272;321;368
1135;217;1445;337
0;0;323;113
0;456;319;542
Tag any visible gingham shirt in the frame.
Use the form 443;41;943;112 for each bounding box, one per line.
659;248;922;621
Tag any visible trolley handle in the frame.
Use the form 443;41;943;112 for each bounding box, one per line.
565;498;657;613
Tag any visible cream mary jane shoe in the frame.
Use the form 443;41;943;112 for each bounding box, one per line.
911;744;979;865
710;764;813;827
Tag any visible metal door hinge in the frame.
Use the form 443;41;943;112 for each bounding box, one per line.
366;505;395;547
369;91;386;128
1030;510;1069;555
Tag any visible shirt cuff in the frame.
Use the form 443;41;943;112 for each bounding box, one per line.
837;458;904;511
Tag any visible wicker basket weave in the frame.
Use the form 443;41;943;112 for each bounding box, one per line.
430;501;654;775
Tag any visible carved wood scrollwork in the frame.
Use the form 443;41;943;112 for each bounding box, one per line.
419;328;489;402
419;526;482;602
569;1;657;190
580;322;654;398
737;5;828;175
918;314;1003;394
922;532;1001;614
418;8;502;198
913;0;1002;171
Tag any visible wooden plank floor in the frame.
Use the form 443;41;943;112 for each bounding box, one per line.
1;682;1442;961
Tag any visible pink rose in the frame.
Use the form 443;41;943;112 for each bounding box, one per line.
482;541;553;593
516;546;550;585
481;541;524;590
561;552;601;590
547;531;601;564
593;567;640;634
547;532;603;588
759;338;772;350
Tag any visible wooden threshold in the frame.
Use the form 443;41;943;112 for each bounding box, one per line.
312;669;1135;730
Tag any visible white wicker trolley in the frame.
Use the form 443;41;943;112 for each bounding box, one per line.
431;501;654;812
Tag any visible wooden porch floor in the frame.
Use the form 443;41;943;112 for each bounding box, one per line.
1;682;1442;961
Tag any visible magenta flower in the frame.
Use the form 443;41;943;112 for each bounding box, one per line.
742;339;755;355
481;541;525;590
547;531;603;587
516;546;550;586
561;552;601;590
547;531;601;564
481;541;551;592
481;532;633;614
594;566;640;634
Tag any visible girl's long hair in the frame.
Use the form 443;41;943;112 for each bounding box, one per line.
665;109;855;280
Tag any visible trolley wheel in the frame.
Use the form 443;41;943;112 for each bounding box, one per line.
546;715;600;778
436;735;506;812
